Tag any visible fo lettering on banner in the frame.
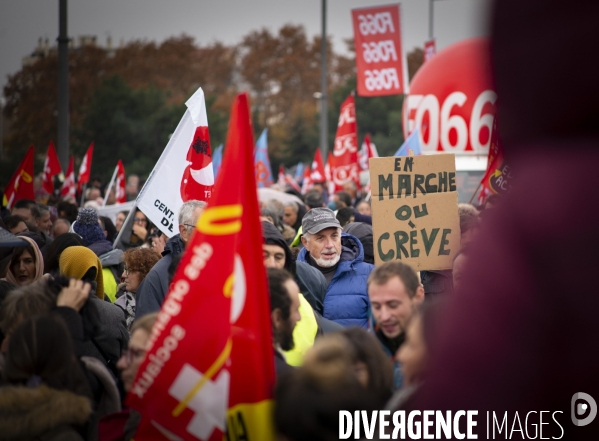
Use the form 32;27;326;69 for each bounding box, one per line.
352;4;408;97
369;154;460;270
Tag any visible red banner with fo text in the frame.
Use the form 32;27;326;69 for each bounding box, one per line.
127;93;275;441
331;95;360;192
352;4;407;97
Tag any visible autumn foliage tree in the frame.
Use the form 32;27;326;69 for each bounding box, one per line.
2;26;424;186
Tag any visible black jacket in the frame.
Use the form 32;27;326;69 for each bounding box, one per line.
262;221;326;314
135;234;185;316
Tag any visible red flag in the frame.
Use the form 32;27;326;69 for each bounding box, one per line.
115;160;127;204
3;146;35;210
310;149;326;183
127;93;275;440
424;39;436;63
277;164;286;188
358;133;379;171
78;142;94;192
60;156;76;199
352;4;408;97
301;165;312;195
477;119;512;204
325;152;336;196
42;141;62;193
331;95;360;192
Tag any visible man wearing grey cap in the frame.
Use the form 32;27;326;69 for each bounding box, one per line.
297;207;374;328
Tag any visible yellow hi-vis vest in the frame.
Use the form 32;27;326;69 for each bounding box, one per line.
283;293;318;366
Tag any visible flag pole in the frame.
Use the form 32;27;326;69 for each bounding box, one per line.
102;164;119;207
468;180;483;204
79;183;87;207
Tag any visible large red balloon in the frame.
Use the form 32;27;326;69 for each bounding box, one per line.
403;37;496;155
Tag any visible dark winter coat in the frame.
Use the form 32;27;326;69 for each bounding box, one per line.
297;233;374;328
0;385;91;440
135;234;185;316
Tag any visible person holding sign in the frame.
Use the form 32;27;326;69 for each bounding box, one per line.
297;208;374;328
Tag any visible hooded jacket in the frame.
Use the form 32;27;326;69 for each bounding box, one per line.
5;235;44;286
262;221;326;314
135;233;185;316
297;232;374;328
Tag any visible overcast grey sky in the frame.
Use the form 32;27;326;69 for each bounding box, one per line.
0;0;492;92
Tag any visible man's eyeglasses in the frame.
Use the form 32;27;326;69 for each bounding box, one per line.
121;347;147;364
183;223;195;230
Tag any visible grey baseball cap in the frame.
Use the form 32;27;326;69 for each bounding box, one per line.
302;207;341;234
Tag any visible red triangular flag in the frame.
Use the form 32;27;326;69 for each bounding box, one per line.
331;95;360;192
310;149;326;183
78;142;94;192
126;93;275;440
277;164;286;188
3;146;35;210
42;141;62;193
60;156;76;199
301;164;312;195
116;160;127;204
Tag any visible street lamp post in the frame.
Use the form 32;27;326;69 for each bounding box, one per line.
320;0;328;161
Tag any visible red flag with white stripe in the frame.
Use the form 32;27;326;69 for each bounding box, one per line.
42;141;62;193
77;142;94;192
60;156;76;199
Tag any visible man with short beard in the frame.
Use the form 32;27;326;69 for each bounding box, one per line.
267;268;301;377
297;207;374;327
368;261;424;389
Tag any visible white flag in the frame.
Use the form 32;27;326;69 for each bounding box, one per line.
137;87;213;238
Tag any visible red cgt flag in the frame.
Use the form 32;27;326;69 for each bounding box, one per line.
3;146;35;210
78;142;94;192
115;160;127;204
477;119;512;205
331;95;360;192
127;93;276;441
42;141;62;193
60;156;76;199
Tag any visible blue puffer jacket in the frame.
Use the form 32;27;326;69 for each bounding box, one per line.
297;232;374;328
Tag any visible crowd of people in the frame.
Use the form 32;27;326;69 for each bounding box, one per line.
0;171;498;440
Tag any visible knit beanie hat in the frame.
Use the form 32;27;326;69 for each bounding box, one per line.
72;207;106;247
59;246;104;299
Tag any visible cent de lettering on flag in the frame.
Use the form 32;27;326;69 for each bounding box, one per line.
136;87;214;238
127;92;275;441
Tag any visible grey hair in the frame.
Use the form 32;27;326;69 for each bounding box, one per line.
303;227;342;242
178;200;207;226
283;201;298;213
37;203;50;216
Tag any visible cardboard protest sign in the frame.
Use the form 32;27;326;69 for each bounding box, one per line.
369;154;460;270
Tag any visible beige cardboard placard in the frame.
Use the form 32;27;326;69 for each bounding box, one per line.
369;154;460;270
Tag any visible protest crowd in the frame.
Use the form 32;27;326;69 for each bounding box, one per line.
0;0;598;440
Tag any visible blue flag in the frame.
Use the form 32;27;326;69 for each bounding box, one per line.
294;162;304;182
254;129;273;187
212;144;223;178
395;127;422;156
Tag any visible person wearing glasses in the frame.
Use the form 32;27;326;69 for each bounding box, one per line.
99;313;158;440
115;248;160;330
130;209;152;247
135;200;206;317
